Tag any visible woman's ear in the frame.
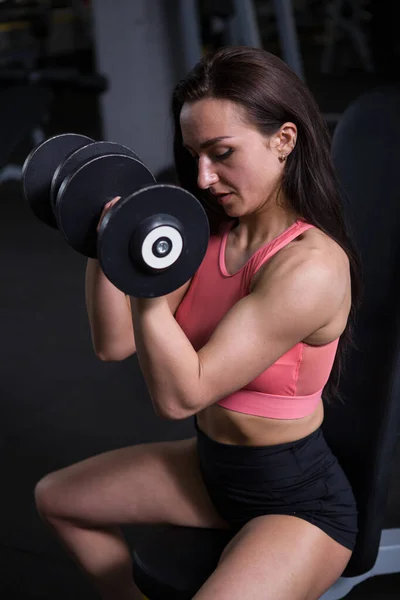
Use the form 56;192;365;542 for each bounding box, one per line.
273;122;297;161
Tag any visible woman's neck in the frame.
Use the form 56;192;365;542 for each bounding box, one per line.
235;204;299;251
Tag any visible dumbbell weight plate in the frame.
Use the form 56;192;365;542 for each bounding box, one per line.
22;133;94;229
50;141;143;212
98;184;210;297
56;154;156;258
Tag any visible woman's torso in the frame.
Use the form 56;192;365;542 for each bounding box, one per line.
177;221;351;446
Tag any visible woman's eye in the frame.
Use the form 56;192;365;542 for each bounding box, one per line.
189;149;233;162
214;149;233;161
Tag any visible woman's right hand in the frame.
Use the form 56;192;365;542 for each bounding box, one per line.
96;196;121;233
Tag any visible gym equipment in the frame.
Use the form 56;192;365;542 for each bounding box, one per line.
22;133;147;233
97;183;208;298
22;134;210;298
54;154;155;259
50;140;142;215
22;133;95;229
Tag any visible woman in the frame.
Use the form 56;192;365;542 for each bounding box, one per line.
35;46;362;600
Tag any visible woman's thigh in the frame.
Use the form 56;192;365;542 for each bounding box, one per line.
194;514;352;600
35;437;229;530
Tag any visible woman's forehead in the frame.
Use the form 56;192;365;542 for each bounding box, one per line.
180;99;248;145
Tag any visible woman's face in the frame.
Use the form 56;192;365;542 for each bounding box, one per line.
180;97;295;218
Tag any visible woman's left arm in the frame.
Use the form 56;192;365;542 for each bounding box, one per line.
131;247;348;420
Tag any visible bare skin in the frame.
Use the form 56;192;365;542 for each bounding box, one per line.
193;515;352;600
35;437;230;600
35;97;354;599
197;226;351;447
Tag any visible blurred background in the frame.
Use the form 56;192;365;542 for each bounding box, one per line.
0;1;399;598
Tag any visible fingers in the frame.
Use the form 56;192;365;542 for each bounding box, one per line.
97;196;121;232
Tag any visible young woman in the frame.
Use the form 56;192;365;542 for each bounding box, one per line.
35;46;361;600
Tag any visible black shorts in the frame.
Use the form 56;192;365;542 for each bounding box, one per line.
195;420;358;551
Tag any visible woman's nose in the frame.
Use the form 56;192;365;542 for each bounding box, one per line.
197;158;219;190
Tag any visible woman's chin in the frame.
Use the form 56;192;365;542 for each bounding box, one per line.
223;205;242;218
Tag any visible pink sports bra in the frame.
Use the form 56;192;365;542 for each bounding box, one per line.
175;219;339;419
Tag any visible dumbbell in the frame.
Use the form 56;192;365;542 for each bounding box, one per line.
22;134;210;297
22;133;143;230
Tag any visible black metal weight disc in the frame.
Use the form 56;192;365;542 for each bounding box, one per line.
56;154;156;258
50;141;142;212
22;133;94;229
98;185;210;297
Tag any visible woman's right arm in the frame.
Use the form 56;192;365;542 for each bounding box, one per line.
85;258;135;361
85;258;190;361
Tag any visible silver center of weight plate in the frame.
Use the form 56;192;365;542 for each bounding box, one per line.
141;225;184;270
155;239;171;256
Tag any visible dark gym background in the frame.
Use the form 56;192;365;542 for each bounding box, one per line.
0;1;399;598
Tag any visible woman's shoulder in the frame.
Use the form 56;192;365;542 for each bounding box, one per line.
253;224;350;298
297;224;349;268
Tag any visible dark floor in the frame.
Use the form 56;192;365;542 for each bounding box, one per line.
1;29;400;600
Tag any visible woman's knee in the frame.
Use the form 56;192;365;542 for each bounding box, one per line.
34;470;67;520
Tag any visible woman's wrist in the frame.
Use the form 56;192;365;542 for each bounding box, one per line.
131;295;168;315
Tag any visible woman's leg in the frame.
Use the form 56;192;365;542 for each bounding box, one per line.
193;514;352;600
35;437;229;600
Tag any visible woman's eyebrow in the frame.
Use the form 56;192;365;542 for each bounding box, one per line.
184;136;233;151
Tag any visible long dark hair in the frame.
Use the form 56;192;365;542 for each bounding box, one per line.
171;46;362;403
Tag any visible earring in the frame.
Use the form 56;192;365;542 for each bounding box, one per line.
279;154;287;162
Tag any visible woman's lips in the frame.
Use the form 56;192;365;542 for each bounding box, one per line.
216;193;232;205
